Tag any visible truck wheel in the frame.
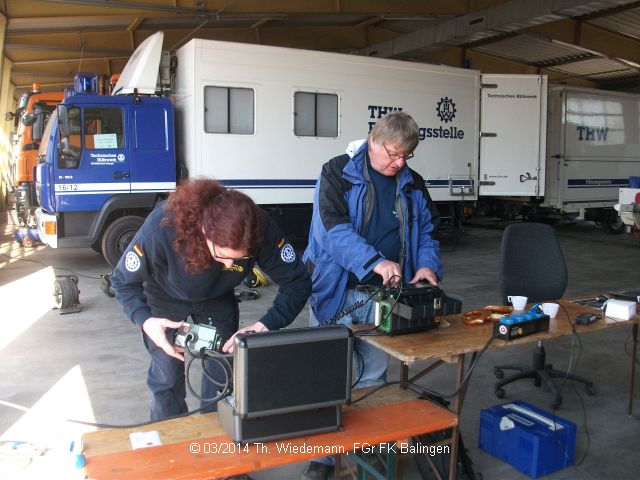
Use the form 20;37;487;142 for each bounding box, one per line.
603;209;625;234
101;216;145;268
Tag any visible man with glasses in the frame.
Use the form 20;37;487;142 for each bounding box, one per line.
302;112;442;480
111;179;311;426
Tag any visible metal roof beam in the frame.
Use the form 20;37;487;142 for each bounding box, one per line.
358;0;640;58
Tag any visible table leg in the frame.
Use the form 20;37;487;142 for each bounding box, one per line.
335;454;342;479
401;362;409;389
629;322;638;417
448;354;465;480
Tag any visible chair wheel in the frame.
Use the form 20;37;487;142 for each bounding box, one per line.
586;384;596;396
495;388;505;399
494;368;504;379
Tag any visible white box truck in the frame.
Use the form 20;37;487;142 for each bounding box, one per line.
172;37;482;207
480;82;640;232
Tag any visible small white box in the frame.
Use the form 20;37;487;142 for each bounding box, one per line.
603;299;636;321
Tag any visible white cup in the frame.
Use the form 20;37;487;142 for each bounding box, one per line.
508;295;528;311
541;302;560;319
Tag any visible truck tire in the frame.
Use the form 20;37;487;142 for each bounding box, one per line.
603;209;625;235
101;216;145;268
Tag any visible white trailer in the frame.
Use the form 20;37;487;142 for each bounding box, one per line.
172;38;481;210
545;86;640;230
135;34;640;233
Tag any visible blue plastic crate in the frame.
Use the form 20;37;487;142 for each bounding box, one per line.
479;400;576;478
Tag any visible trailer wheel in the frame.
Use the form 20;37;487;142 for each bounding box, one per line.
602;209;625;235
101;216;145;268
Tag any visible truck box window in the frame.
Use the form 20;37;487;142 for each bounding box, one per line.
294;92;338;137
204;86;254;134
84;108;124;149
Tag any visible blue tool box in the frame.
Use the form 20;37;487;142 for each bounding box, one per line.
479;400;576;478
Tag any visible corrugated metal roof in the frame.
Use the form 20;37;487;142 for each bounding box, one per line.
6;0;640;94
474;34;597;66
588;7;640;39
549;57;637;78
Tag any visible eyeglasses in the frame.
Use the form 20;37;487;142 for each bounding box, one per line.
212;243;252;262
383;143;414;161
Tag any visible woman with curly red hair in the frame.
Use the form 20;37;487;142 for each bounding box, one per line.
111;179;311;421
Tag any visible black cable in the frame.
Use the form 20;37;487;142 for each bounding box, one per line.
553;303;590;465
327;285;382;325
351;348;365;389
624;334;640;367
0;252;102;280
184;343;233;403
350;332;496;404
356;285;402;336
349;380;404;404
0;341;233;430
571;377;591;466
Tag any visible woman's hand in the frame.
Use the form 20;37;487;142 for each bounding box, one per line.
222;321;268;353
142;317;185;361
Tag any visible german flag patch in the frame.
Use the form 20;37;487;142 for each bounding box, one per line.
133;244;143;257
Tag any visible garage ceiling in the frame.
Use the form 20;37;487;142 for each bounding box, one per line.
4;0;640;98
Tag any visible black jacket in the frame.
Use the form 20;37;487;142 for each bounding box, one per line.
111;202;311;331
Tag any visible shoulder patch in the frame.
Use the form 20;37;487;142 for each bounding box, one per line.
125;251;141;272
280;243;296;263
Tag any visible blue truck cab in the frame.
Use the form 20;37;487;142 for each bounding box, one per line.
35;91;176;266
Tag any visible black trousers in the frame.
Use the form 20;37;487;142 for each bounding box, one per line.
143;292;238;421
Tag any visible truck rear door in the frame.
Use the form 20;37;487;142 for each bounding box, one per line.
479;75;547;197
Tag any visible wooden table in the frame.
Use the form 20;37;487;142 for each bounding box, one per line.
82;387;458;480
356;298;640;478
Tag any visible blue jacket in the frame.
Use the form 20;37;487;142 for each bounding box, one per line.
303;140;443;323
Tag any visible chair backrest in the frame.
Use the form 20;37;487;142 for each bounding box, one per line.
499;223;568;305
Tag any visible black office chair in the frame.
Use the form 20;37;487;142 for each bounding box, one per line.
493;223;595;408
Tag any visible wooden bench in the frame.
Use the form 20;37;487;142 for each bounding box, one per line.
83;388;457;479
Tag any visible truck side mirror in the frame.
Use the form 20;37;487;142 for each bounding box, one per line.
58;136;80;169
21;113;37;126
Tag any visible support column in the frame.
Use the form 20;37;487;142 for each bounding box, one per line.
0;13;14;212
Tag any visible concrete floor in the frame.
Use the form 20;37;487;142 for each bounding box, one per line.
1;211;639;479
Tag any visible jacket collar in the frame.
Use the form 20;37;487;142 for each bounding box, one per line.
343;139;413;189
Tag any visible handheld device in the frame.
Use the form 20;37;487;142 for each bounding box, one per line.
175;322;224;353
575;313;601;326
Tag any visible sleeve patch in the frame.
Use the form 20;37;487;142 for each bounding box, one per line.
125;251;141;272
280;243;296;263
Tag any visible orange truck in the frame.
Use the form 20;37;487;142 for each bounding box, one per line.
7;83;63;225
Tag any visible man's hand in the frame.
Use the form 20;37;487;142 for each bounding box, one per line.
373;259;402;285
142;317;185;361
222;321;268;353
409;267;438;286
